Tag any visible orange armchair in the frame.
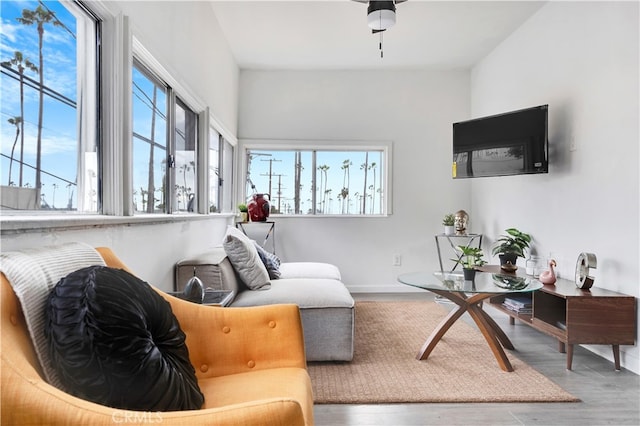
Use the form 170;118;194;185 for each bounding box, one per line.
1;246;314;425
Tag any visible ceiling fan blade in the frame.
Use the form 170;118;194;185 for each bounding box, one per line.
372;28;386;34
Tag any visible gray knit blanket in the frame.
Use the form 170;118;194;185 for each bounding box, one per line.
0;242;106;388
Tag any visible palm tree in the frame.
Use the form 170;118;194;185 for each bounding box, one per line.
340;187;349;214
1;51;37;186
180;161;194;210
52;183;58;208
324;189;332;214
6;117;22;186
369;162;377;213
360;153;369;214
341;160;352;213
367;188;374;214
317;164;329;213
139;187;148;211
17;6;61;195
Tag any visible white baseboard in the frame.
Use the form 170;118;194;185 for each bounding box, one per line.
346;284;425;294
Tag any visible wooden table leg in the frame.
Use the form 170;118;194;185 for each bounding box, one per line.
566;344;574;370
416;302;466;360
558;340;566;353
478;308;515;350
466;302;514;372
421;290;514;372
612;344;621;370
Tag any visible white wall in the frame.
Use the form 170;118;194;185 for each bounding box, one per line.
470;1;639;373
238;70;471;291
1;218;232;292
110;0;239;137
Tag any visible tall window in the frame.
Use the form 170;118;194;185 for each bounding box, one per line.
0;0;98;212
244;145;389;215
208;127;234;213
174;98;197;212
208;128;221;213
132;62;167;213
220;138;234;213
132;60;200;214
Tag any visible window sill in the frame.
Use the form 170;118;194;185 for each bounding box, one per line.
268;214;390;219
0;213;234;235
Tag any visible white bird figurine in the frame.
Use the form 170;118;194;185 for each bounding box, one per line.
539;259;557;285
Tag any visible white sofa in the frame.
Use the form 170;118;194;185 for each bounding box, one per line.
175;248;355;362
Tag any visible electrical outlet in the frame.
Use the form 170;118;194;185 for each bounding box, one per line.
393;254;402;266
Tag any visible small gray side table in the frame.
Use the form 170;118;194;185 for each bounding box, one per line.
434;233;483;273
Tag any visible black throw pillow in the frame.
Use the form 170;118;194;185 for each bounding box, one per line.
45;266;204;411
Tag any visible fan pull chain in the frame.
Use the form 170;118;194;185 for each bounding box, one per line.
379;31;384;59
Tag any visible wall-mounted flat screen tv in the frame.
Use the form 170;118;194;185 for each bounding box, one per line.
452;104;548;179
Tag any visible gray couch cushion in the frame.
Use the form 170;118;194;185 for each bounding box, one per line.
230;278;354;309
279;262;341;280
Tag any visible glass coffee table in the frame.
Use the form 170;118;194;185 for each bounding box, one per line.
397;271;542;372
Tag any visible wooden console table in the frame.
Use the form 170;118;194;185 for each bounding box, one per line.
484;266;636;370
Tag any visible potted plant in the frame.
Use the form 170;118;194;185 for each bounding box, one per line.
451;245;487;280
237;203;249;222
442;213;455;236
491;228;532;271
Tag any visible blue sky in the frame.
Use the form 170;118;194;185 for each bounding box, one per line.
247;149;384;215
0;1;383;214
1;0;78;208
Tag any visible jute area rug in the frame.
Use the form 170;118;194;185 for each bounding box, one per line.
308;301;579;404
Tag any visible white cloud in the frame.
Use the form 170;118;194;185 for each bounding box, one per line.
1;19;19;43
0;122;76;157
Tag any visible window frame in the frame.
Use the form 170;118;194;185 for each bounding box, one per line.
0;0;100;214
238;139;393;217
131;39;235;216
0;0;237;234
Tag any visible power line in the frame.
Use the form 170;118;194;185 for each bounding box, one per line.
1;64;76;108
132;80;167;121
0;153;76;186
37;0;76;40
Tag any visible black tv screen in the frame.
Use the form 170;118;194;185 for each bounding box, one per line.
452;105;548;178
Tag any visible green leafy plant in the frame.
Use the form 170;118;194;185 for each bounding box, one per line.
451;245;487;269
491;228;532;258
442;213;455;226
237;203;248;213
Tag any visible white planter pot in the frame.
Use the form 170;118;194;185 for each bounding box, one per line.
444;225;455;236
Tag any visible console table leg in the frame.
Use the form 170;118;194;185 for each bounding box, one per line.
566;344;574;370
612;345;621;370
558;341;566;353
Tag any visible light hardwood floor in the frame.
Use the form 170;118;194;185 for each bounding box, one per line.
314;293;640;426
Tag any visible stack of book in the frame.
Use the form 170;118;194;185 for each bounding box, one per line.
502;295;532;315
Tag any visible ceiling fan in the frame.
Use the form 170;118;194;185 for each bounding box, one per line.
352;1;407;58
353;0;408;33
